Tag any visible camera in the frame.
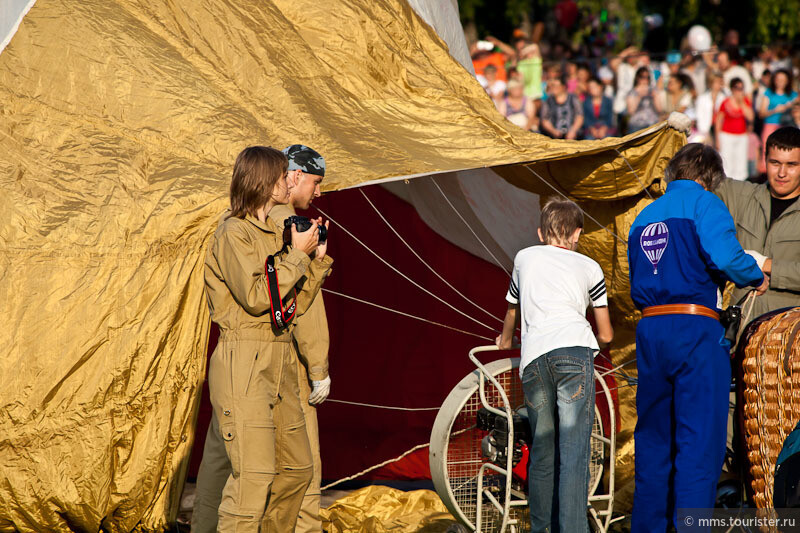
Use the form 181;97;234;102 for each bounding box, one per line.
282;215;327;247
720;304;743;347
720;291;752;349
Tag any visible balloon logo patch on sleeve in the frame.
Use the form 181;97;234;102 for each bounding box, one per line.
640;222;669;274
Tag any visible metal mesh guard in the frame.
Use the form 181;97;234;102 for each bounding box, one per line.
443;364;605;532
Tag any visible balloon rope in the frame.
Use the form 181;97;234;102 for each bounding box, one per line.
312;205;497;333
322;289;493;341
325;399;440;411
614;148;654;200
430;176;512;276
358;188;503;325
320;427;473;491
522;165;629;246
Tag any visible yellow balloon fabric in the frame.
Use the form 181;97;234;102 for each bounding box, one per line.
321;487;456;533
0;0;683;530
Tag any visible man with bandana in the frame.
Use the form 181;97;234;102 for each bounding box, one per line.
193;145;330;533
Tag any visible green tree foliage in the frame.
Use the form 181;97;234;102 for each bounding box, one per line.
458;0;799;49
572;0;644;50
505;0;532;26
752;0;800;43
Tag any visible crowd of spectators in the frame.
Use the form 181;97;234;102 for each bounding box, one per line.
472;30;800;180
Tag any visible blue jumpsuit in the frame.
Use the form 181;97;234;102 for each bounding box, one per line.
628;180;763;532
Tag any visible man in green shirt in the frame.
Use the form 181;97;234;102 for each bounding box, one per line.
715;126;800;318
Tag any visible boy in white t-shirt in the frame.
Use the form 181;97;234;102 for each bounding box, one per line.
497;198;614;533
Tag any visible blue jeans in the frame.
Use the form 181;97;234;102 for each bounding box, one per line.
522;346;594;533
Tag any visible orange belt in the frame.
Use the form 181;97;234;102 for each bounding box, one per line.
642;304;720;321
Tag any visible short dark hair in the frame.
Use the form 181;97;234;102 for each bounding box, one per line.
675;73;694;92
730;77;744;90
540;198;584;244
664;143;725;190
484;64;497;73
766;127;800;155
549;72;567;86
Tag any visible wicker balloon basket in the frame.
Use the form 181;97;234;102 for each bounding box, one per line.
740;307;800;511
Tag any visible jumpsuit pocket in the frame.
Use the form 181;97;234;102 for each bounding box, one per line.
279;419;313;470
521;362;546;411
238;397;277;474
550;356;587;404
219;421;241;474
242;424;276;474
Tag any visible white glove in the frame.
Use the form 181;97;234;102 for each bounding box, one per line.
309;376;331;405
745;249;768;270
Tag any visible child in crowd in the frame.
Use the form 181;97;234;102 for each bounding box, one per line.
478;64;507;103
516;43;543;100
497;198;614;533
498;79;538;131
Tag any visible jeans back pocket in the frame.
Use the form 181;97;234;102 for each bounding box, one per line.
521;361;546;411
550;355;588;404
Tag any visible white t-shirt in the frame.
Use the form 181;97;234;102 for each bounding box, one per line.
506;245;608;377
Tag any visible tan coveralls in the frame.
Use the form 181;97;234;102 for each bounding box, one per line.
202;213;332;533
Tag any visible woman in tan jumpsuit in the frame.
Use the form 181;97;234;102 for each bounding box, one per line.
203;146;333;532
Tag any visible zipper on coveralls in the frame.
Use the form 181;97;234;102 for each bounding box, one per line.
242;350;258;397
275;344;285;403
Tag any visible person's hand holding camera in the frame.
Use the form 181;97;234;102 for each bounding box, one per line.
314;218;330;260
291;223;319;256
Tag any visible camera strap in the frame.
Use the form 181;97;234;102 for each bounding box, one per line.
265;254;298;330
